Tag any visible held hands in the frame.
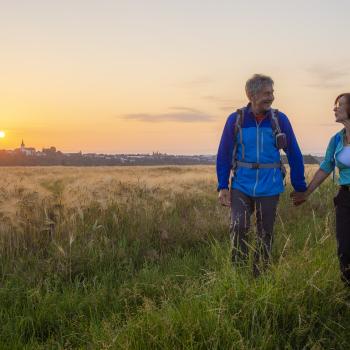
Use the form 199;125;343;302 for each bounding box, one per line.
219;189;308;207
218;189;231;207
290;190;308;206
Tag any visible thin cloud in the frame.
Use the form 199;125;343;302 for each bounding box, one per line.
169;106;202;113
305;64;350;89
121;111;214;123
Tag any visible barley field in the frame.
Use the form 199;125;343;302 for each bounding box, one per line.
0;165;349;349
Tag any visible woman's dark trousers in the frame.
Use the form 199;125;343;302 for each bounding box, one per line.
334;186;350;285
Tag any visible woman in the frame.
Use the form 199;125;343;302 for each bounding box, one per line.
292;93;350;286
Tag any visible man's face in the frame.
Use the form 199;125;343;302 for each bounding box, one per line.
249;84;274;113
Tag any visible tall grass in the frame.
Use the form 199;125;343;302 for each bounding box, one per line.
0;165;349;349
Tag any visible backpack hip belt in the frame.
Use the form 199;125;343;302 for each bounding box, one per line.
235;161;282;169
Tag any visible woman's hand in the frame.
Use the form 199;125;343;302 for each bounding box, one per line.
290;191;308;206
290;168;330;206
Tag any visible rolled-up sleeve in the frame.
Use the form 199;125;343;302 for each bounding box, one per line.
320;136;336;174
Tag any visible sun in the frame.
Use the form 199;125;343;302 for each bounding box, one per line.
0;131;5;138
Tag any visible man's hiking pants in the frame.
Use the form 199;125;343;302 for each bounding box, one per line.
334;187;350;286
230;189;279;274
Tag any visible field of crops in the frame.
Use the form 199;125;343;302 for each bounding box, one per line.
0;165;349;349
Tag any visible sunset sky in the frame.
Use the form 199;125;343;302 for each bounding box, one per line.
1;0;349;155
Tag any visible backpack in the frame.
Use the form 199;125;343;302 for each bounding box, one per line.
231;107;287;179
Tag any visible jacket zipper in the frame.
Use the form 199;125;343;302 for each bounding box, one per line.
253;120;261;196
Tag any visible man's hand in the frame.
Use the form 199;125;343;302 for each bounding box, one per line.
218;189;231;207
290;191;308;206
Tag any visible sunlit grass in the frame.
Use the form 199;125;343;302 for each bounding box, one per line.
0;165;349;349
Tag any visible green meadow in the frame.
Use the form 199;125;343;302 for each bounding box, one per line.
0;165;348;349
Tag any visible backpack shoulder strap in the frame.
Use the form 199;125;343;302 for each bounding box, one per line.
270;109;281;134
231;108;245;170
234;108;244;136
270;109;288;181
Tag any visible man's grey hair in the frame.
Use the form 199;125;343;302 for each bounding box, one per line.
245;74;274;97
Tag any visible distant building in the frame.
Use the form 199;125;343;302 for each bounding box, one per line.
15;140;36;156
42;146;57;155
66;151;82;157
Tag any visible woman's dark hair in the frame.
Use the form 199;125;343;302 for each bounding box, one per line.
335;93;350;118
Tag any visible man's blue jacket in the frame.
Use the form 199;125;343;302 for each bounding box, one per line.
216;104;307;197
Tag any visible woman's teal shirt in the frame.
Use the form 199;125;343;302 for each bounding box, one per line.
320;129;350;185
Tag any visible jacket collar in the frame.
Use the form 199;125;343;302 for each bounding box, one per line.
246;103;272;117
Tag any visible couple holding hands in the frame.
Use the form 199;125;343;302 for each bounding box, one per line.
216;74;350;284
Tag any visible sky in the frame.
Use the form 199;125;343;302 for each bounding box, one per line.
0;0;349;155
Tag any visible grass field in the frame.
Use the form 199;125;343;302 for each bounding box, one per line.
0;165;349;349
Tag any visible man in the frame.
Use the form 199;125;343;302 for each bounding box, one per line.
216;74;306;275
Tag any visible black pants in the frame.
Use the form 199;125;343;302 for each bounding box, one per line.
334;187;350;285
230;189;279;274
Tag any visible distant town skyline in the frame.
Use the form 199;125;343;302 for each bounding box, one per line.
0;138;219;166
1;1;349;155
0;139;328;157
0;138;321;167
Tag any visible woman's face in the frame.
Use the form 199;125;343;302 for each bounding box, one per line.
334;96;349;123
